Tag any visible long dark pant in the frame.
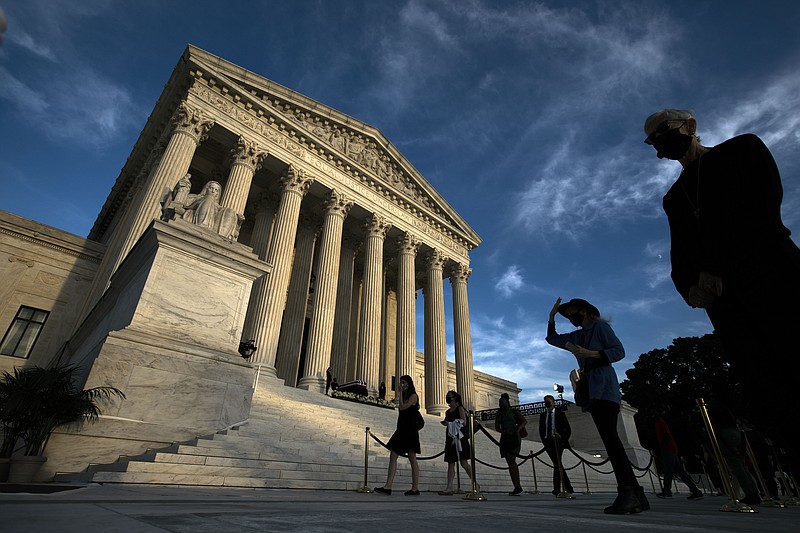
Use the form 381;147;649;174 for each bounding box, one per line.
588;400;637;488
544;439;573;493
661;450;700;495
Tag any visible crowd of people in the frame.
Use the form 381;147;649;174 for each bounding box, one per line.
366;108;799;514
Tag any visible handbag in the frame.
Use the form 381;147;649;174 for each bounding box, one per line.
518;426;528;438
415;409;425;430
570;368;589;407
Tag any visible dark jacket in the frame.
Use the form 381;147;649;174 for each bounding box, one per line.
539;408;571;445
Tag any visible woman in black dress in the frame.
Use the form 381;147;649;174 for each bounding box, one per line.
375;375;420;495
438;390;478;494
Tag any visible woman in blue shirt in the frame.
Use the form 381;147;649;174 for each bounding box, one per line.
546;297;649;514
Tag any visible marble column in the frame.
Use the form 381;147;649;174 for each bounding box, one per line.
298;190;353;392
78;102;214;323
450;263;476;411
274;216;319;386
221;136;267;217
356;214;390;394
345;277;362;383
395;233;420;389
424;249;448;415
241;192;278;343
249;166;314;373
330;235;360;388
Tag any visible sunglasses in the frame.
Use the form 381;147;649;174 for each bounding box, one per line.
644;120;686;145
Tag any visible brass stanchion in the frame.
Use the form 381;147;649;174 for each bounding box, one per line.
356;427;373;493
741;428;784;508
696;398;756;513
700;463;710;494
553;433;574;498
529;450;540;494
581;460;591;494
651;451;663;493
648;463;657;495
463;410;486;501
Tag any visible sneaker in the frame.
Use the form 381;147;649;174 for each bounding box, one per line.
374;487;392;495
508;487;523;496
404;489;420;496
687;491;704;501
656;491;672;499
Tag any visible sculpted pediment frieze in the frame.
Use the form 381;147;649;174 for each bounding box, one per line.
186;46;480;252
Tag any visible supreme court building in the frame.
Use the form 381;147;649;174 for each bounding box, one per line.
0;46;520;476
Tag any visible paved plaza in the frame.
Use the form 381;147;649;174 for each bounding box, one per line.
1;484;798;532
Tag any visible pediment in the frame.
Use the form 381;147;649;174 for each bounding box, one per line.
185;45;481;251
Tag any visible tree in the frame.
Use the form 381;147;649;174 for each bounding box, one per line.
620;334;742;465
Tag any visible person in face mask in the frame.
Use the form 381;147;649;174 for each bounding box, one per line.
643;109;800;476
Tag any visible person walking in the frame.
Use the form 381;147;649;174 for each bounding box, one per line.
654;414;703;500
374;375;421;496
495;392;526;495
643;109;800;466
539;394;574;496
546;297;649;514
438;391;478;495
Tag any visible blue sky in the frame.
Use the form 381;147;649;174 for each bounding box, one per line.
1;0;799;403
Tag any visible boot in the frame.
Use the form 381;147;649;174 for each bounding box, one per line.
636;485;650;510
604;485;645;514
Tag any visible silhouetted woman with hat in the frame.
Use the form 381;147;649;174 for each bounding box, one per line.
546;297;649;514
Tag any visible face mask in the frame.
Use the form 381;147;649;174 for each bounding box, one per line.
569;312;584;327
400;381;408;391
653;129;693;160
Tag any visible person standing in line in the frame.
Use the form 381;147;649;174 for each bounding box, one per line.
643;109;800;466
495;392;526;495
546;297;649;514
325;367;333;395
438;391;478;495
539;394;575;496
374;375;420;496
654;414;703;500
379;381;386;400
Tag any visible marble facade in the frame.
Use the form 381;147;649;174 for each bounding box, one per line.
0;45;515;479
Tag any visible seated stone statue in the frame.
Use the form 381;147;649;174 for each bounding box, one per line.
162;174;242;240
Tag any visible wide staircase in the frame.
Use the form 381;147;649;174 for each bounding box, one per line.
55;378;628;493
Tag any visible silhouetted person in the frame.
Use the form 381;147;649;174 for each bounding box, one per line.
644;109;800;466
375;375;420;496
539;394;574;496
379;381;386;400
325;367;332;395
546;297;648;514
495;392;526;495
655;414;703;500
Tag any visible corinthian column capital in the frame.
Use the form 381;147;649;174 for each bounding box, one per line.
172;101;215;144
397;233;420;255
449;263;472;284
280;165;314;195
323;189;354;217
230;135;268;171
426;249;448;271
364;214;391;239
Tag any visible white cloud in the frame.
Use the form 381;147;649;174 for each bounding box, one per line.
7;26;56;61
0;66;48;113
495;265;524;298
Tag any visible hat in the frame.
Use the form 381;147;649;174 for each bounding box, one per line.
557;298;600;318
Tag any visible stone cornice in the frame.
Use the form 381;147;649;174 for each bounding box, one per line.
1;212;105;264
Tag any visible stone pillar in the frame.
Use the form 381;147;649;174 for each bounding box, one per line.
274;216;319;386
450;263;476;411
221;136;267;217
345;277;362;383
78;101;214;323
330;235;359;389
356;214;391;394
395;233;419;389
424;249;448;415
241;192;277;343
249;166;314;373
298;190;353;392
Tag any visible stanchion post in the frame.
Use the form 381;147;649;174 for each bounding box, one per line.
741;428;783;508
463;410;486;501
581;460;591;495
696;398;756;513
554;434;573;498
529;451;540;494
356;427;373;493
650;451;663;492
700;463;710;494
648;463;657;495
